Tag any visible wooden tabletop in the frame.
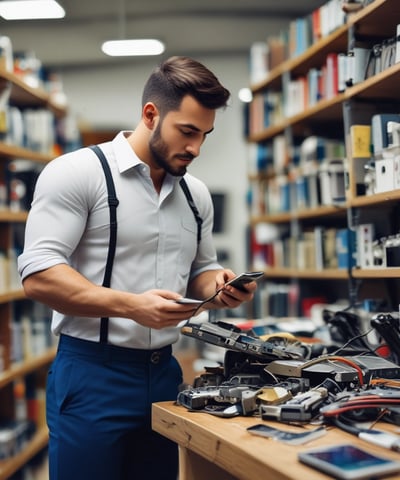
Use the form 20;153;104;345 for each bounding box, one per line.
152;401;400;480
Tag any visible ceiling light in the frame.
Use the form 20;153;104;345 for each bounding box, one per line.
102;0;165;57
101;39;165;57
0;0;65;20
238;88;253;103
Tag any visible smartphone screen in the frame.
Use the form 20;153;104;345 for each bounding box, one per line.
299;444;400;479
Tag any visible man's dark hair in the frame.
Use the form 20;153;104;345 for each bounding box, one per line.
142;56;230;115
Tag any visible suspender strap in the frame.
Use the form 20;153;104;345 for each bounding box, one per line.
89;145;119;343
179;177;203;244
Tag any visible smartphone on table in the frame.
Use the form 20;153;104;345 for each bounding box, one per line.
298;443;400;479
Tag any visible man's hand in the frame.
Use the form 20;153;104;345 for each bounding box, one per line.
187;269;260;311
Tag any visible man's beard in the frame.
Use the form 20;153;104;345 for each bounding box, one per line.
149;124;191;177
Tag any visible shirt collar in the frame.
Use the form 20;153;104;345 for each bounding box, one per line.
111;130;182;188
111;131;143;173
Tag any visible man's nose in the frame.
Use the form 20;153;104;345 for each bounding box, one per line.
185;140;201;157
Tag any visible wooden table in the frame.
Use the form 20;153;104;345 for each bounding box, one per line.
152;401;400;480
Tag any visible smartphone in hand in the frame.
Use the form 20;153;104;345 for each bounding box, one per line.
175;298;204;305
224;271;264;292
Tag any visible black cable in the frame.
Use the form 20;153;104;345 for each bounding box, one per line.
330;415;363;436
333;327;376;356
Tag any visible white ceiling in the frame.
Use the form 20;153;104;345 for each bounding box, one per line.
0;0;327;69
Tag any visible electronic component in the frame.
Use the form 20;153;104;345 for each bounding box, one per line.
260;386;328;423
264;355;400;387
181;321;305;361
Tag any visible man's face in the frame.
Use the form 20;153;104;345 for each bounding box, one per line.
149;95;215;176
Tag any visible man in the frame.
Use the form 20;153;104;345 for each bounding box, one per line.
18;56;258;480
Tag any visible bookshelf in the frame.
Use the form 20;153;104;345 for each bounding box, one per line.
0;66;66;478
247;0;400;319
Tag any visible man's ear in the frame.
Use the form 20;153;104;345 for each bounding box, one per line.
143;102;159;129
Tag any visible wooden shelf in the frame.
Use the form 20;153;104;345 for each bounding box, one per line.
249;97;345;143
346;62;400;102
349;189;400;208
0;142;54;163
0;289;26;304
251;204;347;225
0;347;57;389
352;268;400;279
0;210;28;222
0;426;49;480
0;68;67;117
262;267;349;280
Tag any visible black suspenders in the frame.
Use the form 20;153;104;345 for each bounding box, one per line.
179;178;203;245
89;145;119;343
88;145;202;343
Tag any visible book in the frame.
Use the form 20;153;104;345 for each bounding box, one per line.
350;124;371;158
336;228;356;269
396;24;400;64
267;36;286;70
348;124;371;195
325;52;339;99
314;226;325;270
249;42;269;85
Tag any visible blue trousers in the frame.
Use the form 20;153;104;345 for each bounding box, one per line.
46;335;182;480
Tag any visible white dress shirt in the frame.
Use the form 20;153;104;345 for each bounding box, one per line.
18;131;222;348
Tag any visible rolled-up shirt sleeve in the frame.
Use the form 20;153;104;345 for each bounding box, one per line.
18;151;101;280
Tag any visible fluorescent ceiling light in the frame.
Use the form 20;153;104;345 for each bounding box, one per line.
102;39;165;57
0;0;65;20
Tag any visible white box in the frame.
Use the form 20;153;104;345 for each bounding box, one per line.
375;157;395;193
356;223;375;269
319;159;345;205
394;155;400;189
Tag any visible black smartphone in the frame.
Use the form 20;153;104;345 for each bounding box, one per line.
224;271;264;292
298;444;400;479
